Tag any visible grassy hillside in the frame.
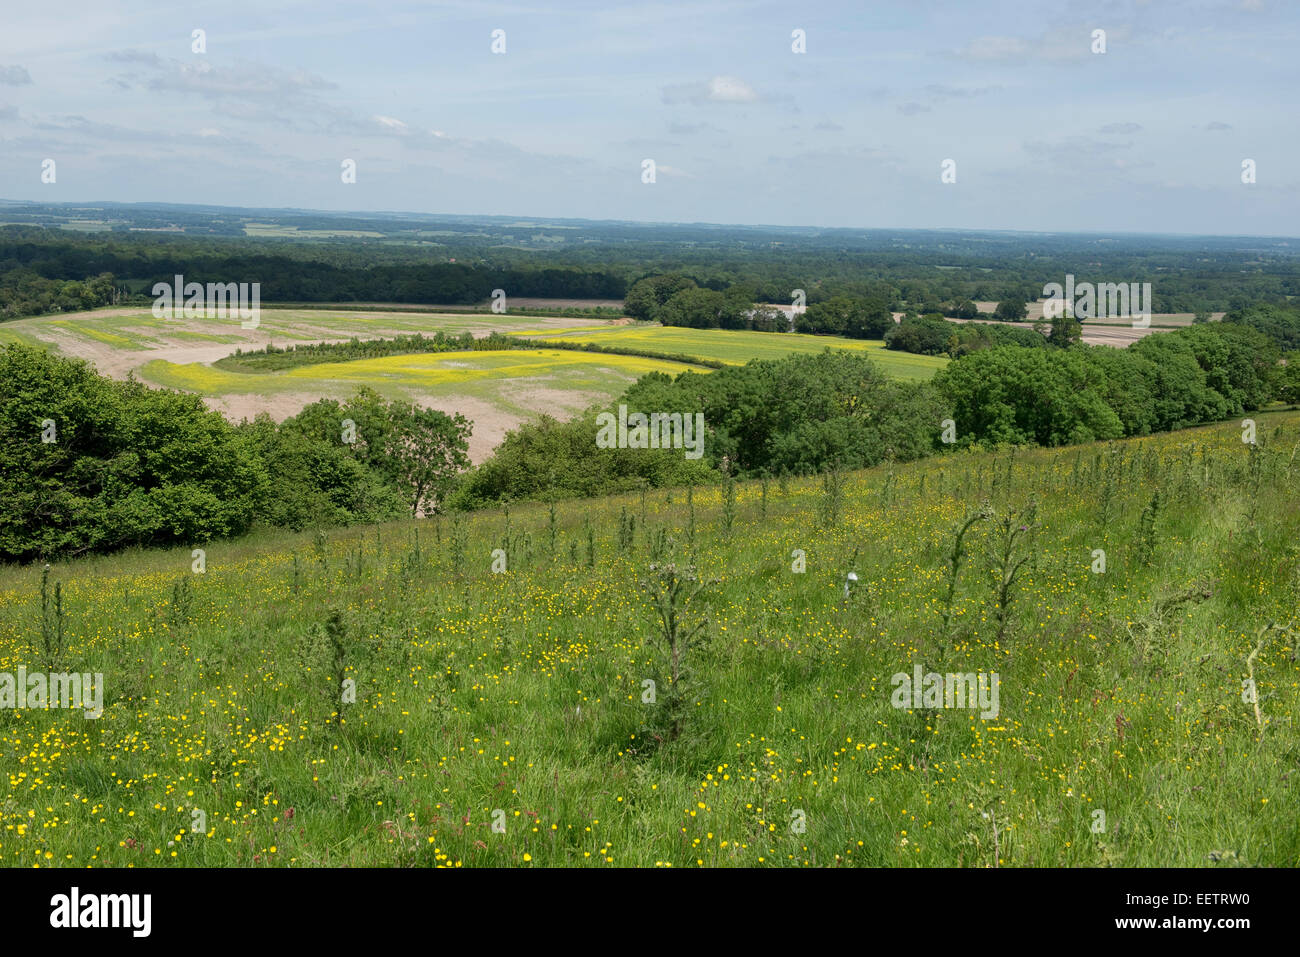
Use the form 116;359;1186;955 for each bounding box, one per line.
1;413;1296;867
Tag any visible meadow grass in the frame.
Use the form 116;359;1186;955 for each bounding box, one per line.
1;412;1296;868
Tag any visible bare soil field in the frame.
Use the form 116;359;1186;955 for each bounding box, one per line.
949;315;1163;346
973;300;1224;326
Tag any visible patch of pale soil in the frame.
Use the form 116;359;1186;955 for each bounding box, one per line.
502;298;625;310
946;315;1164;347
202;392;330;425
501;385;604;418
408;393;523;464
33;329;137;377
971;301;1219;327
203;390;521;464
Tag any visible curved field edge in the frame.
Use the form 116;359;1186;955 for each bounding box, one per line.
138;349;702;396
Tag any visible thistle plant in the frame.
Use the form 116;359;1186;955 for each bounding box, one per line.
941;501;991;637
1245;621;1290;736
547;497;558;559
170;574;194;632
686;484;696;553
722;471;737;539
639;562;713;743
39;565;66;669
618;506;635;553
648;526;670;562
819;462;845;528
988;500;1038;645
1136;490;1161;566
450;511;466;577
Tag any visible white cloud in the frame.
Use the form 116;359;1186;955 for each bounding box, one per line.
662;75;758;105
706;75;756;102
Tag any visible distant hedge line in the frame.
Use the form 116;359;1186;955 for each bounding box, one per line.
216;331;726;372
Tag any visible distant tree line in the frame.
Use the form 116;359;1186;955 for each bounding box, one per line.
624;273;1068;341
1;270;118;319
5;226;1298;322
624;274;897;338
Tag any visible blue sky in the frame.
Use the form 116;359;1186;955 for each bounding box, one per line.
1;0;1296;234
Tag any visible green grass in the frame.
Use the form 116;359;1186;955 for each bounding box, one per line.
2;413;1297;867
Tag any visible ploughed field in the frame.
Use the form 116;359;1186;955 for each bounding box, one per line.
1;413;1296;867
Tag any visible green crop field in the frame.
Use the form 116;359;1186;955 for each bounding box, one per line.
2;413;1296;867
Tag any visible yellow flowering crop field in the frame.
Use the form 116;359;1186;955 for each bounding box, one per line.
0;413;1296;867
516;324;948;380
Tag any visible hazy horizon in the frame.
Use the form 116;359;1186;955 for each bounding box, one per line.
4;196;1299;243
2;0;1296;235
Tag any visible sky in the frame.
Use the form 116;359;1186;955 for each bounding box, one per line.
0;0;1296;235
